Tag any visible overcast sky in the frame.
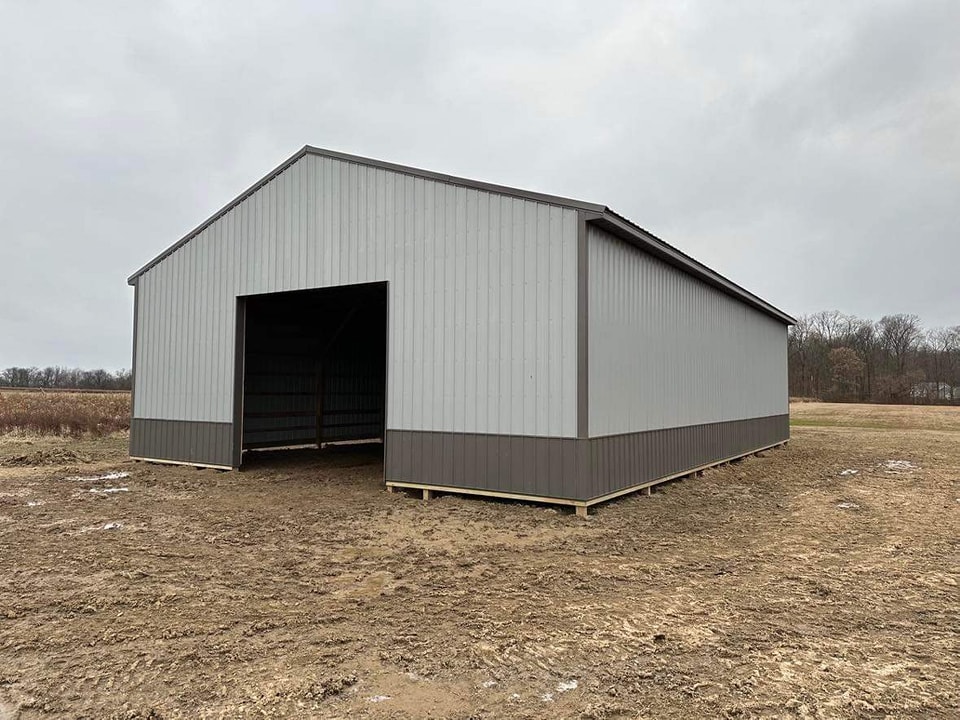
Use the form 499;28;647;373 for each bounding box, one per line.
1;0;958;369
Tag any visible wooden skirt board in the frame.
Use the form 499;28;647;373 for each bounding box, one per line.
130;456;234;471
385;440;789;516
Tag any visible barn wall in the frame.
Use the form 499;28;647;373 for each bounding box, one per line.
385;414;787;501
129;419;233;468
133;153;579;439
587;224;788;437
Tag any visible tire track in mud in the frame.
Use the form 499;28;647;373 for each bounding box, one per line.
1;418;958;718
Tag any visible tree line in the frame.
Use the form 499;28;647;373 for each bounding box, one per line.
1;366;132;391
789;312;960;404
4;315;958;403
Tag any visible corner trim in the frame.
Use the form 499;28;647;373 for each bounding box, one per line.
129;280;139;427
232;297;246;468
577;210;590;438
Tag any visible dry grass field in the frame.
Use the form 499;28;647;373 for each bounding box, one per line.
0;401;958;718
0;390;129;437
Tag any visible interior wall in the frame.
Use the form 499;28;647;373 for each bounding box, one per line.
242;282;386;451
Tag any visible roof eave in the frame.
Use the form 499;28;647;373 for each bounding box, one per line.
126;146;312;285
125;146;795;328
127;145;605;285
588;210;796;326
303;146;606;214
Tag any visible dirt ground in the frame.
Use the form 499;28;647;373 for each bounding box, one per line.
1;403;958;719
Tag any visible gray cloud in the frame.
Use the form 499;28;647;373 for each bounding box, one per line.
1;0;957;368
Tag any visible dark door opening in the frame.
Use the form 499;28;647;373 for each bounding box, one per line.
238;282;387;464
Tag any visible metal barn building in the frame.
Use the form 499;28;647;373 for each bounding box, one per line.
128;146;794;515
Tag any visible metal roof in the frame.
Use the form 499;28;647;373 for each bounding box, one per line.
127;145;795;325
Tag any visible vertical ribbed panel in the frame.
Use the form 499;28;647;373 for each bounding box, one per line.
130;419;233;467
384;415;788;502
587;225;788;436
587;414;789;498
134;155;579;438
385;430;582;499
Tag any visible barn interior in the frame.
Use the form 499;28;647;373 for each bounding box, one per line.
240;282;387;461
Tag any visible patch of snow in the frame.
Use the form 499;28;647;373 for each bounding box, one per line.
883;460;916;473
88;487;129;494
367;695;391;703
840;469;858;476
541;692;554;702
65;471;130;483
102;522;123;530
481;680;498;688
26;500;45;507
556;679;578;693
509;693;521;701
837;502;859;510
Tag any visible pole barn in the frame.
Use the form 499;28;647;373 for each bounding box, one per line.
128;146;794;515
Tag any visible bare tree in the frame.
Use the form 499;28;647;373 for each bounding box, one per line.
878;314;922;374
1;366;132;390
829;347;865;401
788;312;956;405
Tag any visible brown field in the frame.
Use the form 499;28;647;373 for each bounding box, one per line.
790;401;960;432
1;402;958;718
0;390;129;437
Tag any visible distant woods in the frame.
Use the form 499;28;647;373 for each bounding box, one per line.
790;312;960;404
4;314;958;405
0;366;131;391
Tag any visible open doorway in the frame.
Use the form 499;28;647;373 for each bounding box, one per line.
237;282;387;465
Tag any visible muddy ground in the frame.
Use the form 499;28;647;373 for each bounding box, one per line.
1;403;958;719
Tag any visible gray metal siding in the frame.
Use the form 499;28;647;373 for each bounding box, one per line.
130;419;233;467
134;154;579;438
587;225;788;437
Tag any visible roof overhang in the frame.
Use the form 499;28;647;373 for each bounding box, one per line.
127;145;602;285
586;210;796;325
126;146;795;326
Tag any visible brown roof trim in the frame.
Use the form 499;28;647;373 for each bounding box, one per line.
587;211;796;325
302;146;605;212
126;146;795;325
127;146;310;284
127;145;603;284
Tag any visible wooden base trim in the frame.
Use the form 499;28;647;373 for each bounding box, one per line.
385;480;587;510
130;456;234;471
